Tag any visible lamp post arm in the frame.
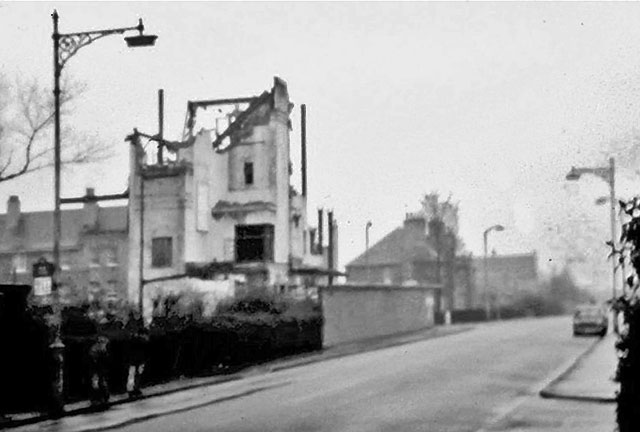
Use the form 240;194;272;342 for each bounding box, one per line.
55;25;141;69
570;166;612;184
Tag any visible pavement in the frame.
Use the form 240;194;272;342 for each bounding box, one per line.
481;330;619;432
0;323;472;431
540;331;618;403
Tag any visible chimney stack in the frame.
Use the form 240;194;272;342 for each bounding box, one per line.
317;208;324;253
83;187;99;230
6;195;21;229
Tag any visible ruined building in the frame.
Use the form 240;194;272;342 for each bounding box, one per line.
127;77;338;304
0;78;336;307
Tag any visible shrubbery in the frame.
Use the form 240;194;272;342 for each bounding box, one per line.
22;288;322;406
613;198;640;432
143;289;322;384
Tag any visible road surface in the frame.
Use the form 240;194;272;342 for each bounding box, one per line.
30;316;596;432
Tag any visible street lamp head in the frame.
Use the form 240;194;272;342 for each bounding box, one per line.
566;167;581;181
125;18;157;47
125;34;157;47
494;224;505;232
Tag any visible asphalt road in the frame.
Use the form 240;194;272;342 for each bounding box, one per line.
96;316;592;432
22;316;596;432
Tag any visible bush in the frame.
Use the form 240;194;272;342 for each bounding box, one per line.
614;197;640;432
142;289;322;383
12;289;322;411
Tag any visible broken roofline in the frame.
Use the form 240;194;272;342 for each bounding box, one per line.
184;94;263;135
183;91;273;150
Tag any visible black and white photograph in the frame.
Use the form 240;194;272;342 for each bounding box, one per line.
1;2;639;431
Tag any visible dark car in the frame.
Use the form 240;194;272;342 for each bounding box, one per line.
573;305;608;337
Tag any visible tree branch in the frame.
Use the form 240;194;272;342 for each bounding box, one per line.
0;75;111;184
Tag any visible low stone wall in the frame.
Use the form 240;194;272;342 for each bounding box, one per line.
320;284;441;347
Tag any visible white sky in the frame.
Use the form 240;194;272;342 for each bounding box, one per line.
3;1;640;293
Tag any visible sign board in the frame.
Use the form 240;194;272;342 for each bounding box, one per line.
32;258;55;297
33;277;52;296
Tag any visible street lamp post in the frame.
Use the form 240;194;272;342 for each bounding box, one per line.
365;221;372;282
595;194;627;295
483;224;504;320
566;157;617;300
50;10;157;414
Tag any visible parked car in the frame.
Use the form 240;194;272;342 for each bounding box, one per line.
573;304;608;337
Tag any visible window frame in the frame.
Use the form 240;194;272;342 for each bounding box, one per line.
243;161;254;186
151;236;173;268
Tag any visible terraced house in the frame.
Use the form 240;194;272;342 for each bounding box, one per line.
0;190;128;302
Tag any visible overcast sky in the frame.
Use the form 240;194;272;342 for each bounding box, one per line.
3;1;640;292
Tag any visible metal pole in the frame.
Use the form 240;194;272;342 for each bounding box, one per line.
138;133;145;317
328;210;334;286
317;208;323;254
157;89;164;164
483;230;490;320
50;9;65;416
300;104;307;197
609;157;617;301
52;10;61;282
365;222;371;282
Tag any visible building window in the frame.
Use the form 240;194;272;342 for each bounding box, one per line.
60;256;71;271
235;224;274;263
12;254;27;273
244;161;254;186
383;267;393;284
152;237;173;268
90;248;101;267
103;247;118;267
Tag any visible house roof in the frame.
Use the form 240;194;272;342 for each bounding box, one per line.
346;222;438;268
0;205;127;254
471;252;538;279
471;252;537;268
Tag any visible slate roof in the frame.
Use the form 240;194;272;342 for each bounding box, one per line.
0;205;127;253
346;223;438;268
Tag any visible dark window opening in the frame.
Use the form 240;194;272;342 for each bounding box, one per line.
152;237;173;268
235;224;274;263
244;162;254;186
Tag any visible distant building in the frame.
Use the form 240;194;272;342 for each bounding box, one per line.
0;190;128;302
346;211;475;311
471;251;538;308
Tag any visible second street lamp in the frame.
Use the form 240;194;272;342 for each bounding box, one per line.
50;9;157;414
365;221;372;282
565;157;617;301
595;194;627;295
483;224;505;320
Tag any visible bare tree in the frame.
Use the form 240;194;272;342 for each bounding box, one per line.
0;75;112;184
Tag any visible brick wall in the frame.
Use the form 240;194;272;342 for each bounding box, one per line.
320;284;440;347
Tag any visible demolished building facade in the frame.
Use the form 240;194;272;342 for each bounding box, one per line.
127;77;338;304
